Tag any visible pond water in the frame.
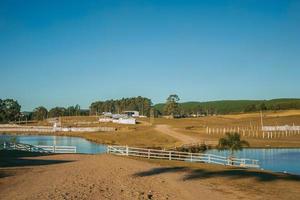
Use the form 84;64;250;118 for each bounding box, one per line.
206;148;300;175
0;135;107;154
1;134;300;175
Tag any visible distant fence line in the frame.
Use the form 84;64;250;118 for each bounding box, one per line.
262;125;300;131
206;125;300;139
0;125;116;133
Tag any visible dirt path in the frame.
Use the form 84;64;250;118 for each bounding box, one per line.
0;153;247;200
154;124;201;144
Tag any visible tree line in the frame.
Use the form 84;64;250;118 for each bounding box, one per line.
1;96;300;123
0;100;89;123
90;96;152;116
31;105;88;120
157;98;300;116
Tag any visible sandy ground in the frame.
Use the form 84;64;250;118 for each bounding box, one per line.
1;151;300;200
0;153;222;200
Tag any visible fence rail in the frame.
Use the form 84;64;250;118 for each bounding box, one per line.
107;145;259;168
0;142;76;153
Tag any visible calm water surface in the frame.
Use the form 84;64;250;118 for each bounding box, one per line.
207;148;300;175
0;135;107;154
1;134;300;175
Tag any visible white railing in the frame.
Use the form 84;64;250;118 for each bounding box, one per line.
107;145;259;168
0;142;76;154
36;145;77;153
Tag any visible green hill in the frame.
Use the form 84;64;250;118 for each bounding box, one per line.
154;98;300;115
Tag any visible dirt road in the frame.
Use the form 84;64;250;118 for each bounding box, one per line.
154;124;197;144
154;124;218;146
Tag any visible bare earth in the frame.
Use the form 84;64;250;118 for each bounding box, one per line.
155;124;217;145
1;152;300;200
0;154;221;200
155;124;196;144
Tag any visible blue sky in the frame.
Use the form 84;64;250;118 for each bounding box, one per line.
0;0;299;111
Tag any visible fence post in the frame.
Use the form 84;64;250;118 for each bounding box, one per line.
148;149;150;159
3;142;6;149
169;151;172;160
190;153;193;162
126;146;129;156
208;155;211;163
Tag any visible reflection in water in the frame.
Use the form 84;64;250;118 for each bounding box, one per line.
207;148;300;175
0;135;107;154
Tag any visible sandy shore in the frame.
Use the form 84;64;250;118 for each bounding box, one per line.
1;151;300;200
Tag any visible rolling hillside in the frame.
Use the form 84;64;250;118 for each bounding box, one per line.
154;98;300;115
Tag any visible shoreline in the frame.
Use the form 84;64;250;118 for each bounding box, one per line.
1;151;300;200
2;132;300;149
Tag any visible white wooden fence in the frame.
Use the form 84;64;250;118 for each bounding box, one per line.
35;145;77;153
107;145;259;168
0;142;76;153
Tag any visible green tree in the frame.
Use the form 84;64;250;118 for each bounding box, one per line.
66;104;81;116
0;99;21;123
0;99;4;122
217;132;249;157
33;106;48;120
244;104;257;112
259;102;267;111
163;94;180;116
48;107;66;118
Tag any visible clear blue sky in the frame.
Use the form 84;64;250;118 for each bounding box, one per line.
0;0;299;111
